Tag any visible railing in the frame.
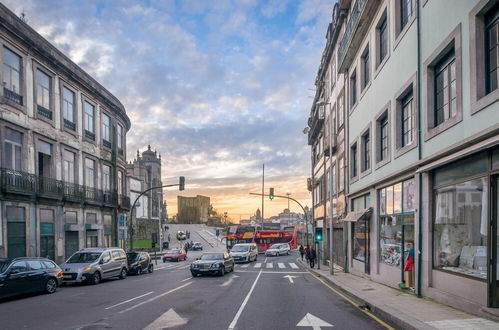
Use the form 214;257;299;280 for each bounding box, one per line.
64;119;76;131
118;148;124;156
3;87;23;105
103;139;112;148
37;105;53;120
0;168;128;208
84;130;95;141
338;0;366;68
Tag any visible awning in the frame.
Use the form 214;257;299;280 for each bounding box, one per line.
343;207;373;222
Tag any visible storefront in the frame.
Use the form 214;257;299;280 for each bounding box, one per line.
347;194;372;275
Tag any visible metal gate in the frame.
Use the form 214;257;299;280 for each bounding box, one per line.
65;231;79;259
7;222;25;258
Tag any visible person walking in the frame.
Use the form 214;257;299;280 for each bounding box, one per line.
308;247;316;268
168;234;171;242
305;245;310;263
299;245;305;260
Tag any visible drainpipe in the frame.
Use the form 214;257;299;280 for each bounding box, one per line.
416;0;423;298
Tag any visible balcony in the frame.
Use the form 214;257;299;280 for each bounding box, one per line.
103;139;112;148
3;87;23;105
64;119;76;131
37;105;53;120
0;168;128;209
308;106;325;145
85;130;95;141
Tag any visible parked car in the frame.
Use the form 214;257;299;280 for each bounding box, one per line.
190;242;203;251
60;248;128;285
177;231;187;240
126;252;153;275
190;252;234;277
265;243;290;256
230;243;258;263
162;249;187;262
0;257;63;299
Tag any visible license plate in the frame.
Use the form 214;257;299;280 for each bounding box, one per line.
200;269;208;272
63;274;72;279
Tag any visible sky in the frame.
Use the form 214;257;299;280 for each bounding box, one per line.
5;0;333;221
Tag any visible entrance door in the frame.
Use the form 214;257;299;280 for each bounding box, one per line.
65;231;79;259
401;216;415;289
40;236;55;260
490;176;499;307
7;222;25;258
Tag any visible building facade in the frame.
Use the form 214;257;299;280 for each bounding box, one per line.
177;195;210;224
0;4;131;264
309;0;499;317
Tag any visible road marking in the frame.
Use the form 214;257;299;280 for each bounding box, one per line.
118;282;192;313
227;270;262;330
264;257;268;262
310;273;395;330
240;264;250;268
278;263;285;269
266;263;273;269
254;262;262;268
143;308;187;329
181;278;191;282
105;291;154;310
297;313;333;329
236;270;308;274
290;263;299;269
221;275;240;287
284;275;297;283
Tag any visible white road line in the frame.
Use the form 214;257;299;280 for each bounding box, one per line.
179;265;190;269
105;291;154;310
254;262;262;268
119;283;192;314
278;263;285;269
227;270;262;330
240;264;250;268
181;278;191;282
236;270;308;274
289;263;299;269
266;263;273;269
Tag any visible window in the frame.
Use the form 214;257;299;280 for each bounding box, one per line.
401;91;414;147
352;195;371;263
338;93;344;129
400;0;413;31
85;158;95;188
361;130;370;172
378;113;389;162
102;113;111;147
377;13;388;66
330;57;336;88
2;47;22;105
62;87;75;130
118;171;123;195
338;156;344;192
36;69;51;119
350;143;358;178
103;164;111;191
64;211;77;224
117;124;123;153
4;128;22;171
326;169;330;197
350;69;357;106
62;150;75;184
434;51;457;126
84;101;95;140
486;6;499;94
361;47;370;90
332;163;337;196
86;213;97;224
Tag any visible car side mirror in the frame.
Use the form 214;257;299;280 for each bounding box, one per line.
196;257;200;260
8;269;20;276
100;259;106;264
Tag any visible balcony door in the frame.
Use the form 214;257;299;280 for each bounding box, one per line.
37;140;52;178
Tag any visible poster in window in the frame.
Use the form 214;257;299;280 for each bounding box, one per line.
386;185;394;215
403;179;415;212
393;183;402;214
380;188;386;215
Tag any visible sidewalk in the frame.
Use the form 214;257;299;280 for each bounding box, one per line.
297;259;499;330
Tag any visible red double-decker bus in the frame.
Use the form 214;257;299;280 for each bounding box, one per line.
254;230;297;253
226;225;256;249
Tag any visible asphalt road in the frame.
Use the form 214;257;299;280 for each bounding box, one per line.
0;225;392;330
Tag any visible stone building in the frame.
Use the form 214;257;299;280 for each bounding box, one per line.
177;195;210;224
126;146;163;240
0;4;131;263
308;0;499;318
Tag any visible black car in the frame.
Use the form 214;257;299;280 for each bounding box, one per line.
190;252;234;277
190;242;203;251
0;257;63;299
126;252;154;275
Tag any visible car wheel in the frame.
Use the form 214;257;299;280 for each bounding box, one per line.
255;255;257;261
219;266;225;276
91;272;101;285
45;278;57;294
163;259;166;263
191;272;197;277
231;264;235;272
137;266;142;275
119;268;127;279
148;264;154;273
287;251;289;255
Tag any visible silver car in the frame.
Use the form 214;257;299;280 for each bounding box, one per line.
230;243;258;263
265;243;290;256
60;248;128;285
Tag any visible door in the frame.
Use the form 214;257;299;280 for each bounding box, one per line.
40;236;55;260
490;176;499;307
100;252;112;278
4;260;30;296
65;231;79;260
7;222;25;258
401;216;415;288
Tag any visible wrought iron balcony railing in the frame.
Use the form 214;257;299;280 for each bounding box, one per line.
3;87;23;105
64;119;76;131
0;168;128;208
103;139;112;148
37;105;53;120
338;0;366;70
84;130;95;141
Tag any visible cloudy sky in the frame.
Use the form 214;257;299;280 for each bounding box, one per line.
6;0;333;220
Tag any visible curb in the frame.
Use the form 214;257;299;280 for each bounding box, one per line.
296;258;433;330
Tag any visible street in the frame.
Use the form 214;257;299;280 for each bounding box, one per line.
0;226;390;330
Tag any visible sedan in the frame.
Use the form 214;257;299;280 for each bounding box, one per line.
162;249;187;262
190;242;203;251
190;252;234;277
127;252;154;275
265;243;291;256
0;257;63;299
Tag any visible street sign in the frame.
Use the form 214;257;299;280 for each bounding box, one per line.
297;313;333;329
119;214;127;227
216;229;220;237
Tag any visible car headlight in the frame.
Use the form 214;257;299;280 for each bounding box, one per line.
210;263;220;269
83;266;92;271
191;264;197;268
131;262;139;266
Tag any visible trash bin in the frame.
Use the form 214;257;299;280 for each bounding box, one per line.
162;242;169;249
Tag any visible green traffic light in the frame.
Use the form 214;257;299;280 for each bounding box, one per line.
315;228;323;241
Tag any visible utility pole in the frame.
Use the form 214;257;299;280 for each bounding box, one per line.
261;164;264;228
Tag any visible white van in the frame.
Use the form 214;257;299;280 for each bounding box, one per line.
229;243;258;263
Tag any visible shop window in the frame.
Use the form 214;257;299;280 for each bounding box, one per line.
433;177;488;279
353;217;369;262
434;152;487;187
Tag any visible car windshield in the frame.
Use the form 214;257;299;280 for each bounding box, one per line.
67;252;101;263
269;244;281;249
166;250;180;254
231;245;249;252
126;253;139;261
0;260;9;273
200;253;223;260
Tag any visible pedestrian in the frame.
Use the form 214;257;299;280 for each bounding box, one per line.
307;247;316;268
305;245;310;262
168;234;171;242
299;245;305;260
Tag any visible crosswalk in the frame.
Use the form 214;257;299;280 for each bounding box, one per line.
238;262;299;270
155;263;190;271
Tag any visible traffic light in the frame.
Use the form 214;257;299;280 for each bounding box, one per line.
179;176;185;191
315;227;323;241
269;187;274;200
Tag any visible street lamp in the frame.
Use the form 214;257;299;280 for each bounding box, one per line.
286;192;291;211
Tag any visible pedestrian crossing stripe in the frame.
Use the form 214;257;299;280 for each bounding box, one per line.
241;264;250;268
235;262;300;270
254;262;262;268
266;263;273;268
290;263;298;269
278;263;285;269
